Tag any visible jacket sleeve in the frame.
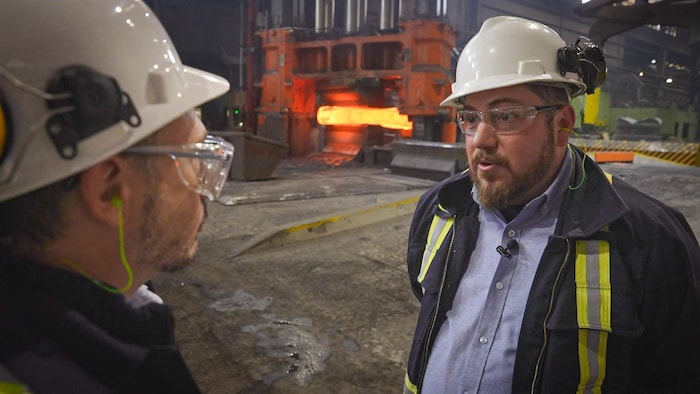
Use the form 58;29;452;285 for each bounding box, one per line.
626;201;700;391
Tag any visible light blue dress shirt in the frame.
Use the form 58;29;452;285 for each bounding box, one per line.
422;152;573;394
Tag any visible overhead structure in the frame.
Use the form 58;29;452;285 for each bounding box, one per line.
576;0;700;47
576;0;700;132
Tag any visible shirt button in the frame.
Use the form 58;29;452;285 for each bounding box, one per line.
479;336;488;344
507;229;516;238
495;281;504;290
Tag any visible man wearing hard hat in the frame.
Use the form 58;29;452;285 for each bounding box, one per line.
404;16;700;393
0;1;234;392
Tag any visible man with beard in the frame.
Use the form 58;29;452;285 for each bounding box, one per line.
0;1;233;392
404;16;700;394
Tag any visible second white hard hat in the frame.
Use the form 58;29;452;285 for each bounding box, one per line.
0;0;230;202
441;16;588;107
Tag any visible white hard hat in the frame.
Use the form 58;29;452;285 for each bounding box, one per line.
441;16;589;107
0;0;230;202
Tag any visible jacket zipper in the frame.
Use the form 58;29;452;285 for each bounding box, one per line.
530;237;571;393
418;221;456;391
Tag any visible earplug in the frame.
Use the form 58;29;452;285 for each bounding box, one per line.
111;193;122;208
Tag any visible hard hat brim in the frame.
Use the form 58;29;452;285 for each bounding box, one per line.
441;74;586;107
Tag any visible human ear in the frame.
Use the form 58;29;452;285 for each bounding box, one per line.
555;105;576;147
77;155;132;228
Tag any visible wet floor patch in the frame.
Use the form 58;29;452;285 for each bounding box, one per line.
208;289;273;312
208;289;330;389
243;315;330;387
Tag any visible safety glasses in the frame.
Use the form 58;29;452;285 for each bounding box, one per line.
456;105;563;136
123;135;234;201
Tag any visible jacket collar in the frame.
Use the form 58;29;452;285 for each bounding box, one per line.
557;144;630;237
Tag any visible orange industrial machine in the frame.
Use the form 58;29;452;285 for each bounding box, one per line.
256;16;456;158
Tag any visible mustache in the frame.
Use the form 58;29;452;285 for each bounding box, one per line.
471;150;508;166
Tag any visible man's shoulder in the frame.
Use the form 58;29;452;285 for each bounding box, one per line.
611;176;690;228
417;171;473;211
410;171;474;243
603;175;699;253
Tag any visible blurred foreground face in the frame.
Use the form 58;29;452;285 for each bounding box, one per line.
134;112;209;273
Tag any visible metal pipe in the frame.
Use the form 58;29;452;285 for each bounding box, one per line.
379;0;386;30
315;0;336;33
315;0;327;33
239;0;244;89
357;0;368;31
294;0;302;27
245;0;257;132
331;0;336;31
380;0;397;31
346;0;359;34
417;0;429;17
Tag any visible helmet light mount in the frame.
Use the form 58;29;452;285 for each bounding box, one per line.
557;37;607;95
45;66;142;159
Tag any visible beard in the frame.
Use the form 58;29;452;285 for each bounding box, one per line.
137;193;203;273
471;130;556;210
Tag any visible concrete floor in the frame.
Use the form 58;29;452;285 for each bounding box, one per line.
153;156;700;394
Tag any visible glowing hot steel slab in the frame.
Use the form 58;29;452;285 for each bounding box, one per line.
317;106;413;131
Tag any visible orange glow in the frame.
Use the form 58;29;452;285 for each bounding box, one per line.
317;105;413;131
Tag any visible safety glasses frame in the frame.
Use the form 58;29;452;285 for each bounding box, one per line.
123;135;234;201
456;104;563;136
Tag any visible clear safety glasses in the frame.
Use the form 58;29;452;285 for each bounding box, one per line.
456;105;563;136
123;135;234;201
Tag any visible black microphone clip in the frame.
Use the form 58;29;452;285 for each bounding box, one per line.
497;239;519;258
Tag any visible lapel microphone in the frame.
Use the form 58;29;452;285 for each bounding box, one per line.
497;239;519;258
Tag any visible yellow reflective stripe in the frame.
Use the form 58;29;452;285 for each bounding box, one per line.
575;244;589;327
575;241;612;330
417;213;454;283
598;242;611;331
577;331;593;394
576;330;608;394
596;331;609;393
0;382;31;394
575;240;611;392
0;362;31;394
404;372;418;394
604;171;613;184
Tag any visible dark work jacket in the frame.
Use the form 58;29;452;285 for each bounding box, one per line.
405;146;700;393
0;254;201;393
